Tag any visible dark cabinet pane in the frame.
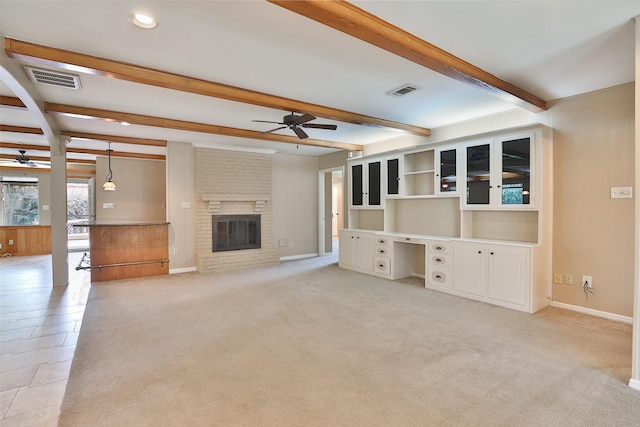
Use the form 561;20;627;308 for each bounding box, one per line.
466;144;491;204
387;158;399;195
501;138;530;205
368;161;381;205
351;164;363;206
439;149;456;192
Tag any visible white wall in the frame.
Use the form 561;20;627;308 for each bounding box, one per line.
166;142;196;272
95;156;166;222
272;153;319;258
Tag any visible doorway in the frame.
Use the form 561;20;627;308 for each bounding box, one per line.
67;178;92;252
318;167;344;256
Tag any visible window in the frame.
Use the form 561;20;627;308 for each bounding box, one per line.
1;177;39;225
501;183;524;205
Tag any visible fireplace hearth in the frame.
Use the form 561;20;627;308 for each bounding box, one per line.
212;214;261;252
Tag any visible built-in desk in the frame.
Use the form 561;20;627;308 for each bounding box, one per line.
74;221;169;282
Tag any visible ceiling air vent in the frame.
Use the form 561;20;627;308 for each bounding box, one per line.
387;84;418;97
24;66;81;90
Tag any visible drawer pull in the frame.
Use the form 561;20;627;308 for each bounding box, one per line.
435;257;442;262
405;237;411;241
435;274;442;279
435;245;443;250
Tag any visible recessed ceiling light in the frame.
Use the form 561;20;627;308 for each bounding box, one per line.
128;13;157;29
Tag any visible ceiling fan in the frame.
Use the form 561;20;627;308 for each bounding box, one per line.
0;150;48;168
252;112;337;139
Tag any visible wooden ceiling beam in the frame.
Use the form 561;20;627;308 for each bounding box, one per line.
268;0;547;112
66;147;165;161
0;153;93;164
5;37;429;138
61;131;167;147
45;102;364;152
0;142;49;151
0;124;43;134
0;96;26;109
0;141;162;161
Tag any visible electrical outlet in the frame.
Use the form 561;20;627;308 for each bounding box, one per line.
0;243;3;249
8;239;14;245
564;274;573;285
582;275;592;288
553;273;563;284
172;248;178;255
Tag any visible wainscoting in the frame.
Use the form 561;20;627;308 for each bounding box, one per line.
0;225;51;256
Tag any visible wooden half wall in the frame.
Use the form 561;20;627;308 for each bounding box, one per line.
0;225;52;256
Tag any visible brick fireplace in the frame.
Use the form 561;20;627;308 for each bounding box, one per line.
195;148;279;273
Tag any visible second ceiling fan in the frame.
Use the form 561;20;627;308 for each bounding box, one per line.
253;112;337;139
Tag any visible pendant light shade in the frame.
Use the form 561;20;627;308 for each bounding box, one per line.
103;142;116;191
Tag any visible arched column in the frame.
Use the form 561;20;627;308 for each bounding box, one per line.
0;48;68;287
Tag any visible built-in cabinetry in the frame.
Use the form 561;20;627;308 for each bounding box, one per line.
452;241;530;311
339;230;374;272
340;125;552;314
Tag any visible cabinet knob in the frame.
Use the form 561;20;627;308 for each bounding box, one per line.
478;251;482;254
490;252;494;255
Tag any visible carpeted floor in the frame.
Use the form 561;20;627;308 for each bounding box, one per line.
59;255;639;426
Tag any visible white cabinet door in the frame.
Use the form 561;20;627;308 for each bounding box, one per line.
339;231;357;268
453;242;486;297
338;230;374;273
349;158;384;208
487;245;529;306
355;232;375;271
461;133;536;210
435;146;459;196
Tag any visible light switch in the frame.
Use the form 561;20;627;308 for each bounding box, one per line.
42;205;49;211
103;202;115;209
610;187;632;199
181;202;191;209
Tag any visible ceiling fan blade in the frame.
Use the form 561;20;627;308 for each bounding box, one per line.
294;113;316;125
262;126;287;134
252;120;284;125
292;127;309;139
301;123;337;130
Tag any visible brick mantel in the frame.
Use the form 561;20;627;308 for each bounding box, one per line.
201;193;270;214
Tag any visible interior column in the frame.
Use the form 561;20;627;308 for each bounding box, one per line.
50;136;68;286
630;14;640;391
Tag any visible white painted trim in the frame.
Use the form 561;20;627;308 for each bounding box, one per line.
549;301;633;324
169;267;197;274
280;253;319;261
629;378;640;391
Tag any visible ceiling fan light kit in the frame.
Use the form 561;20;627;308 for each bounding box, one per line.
253;112;337;140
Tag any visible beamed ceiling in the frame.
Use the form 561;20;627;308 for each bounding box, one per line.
0;0;637;167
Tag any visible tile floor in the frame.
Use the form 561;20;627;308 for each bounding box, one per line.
1;252;90;426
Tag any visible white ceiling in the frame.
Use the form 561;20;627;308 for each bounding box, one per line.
0;0;638;162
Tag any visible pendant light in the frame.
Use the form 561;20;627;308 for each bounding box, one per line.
103;142;116;191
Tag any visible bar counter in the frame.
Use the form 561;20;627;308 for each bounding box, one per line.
74;221;170;282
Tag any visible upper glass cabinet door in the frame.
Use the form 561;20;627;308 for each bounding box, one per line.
466;143;491;205
437;148;457;194
500;137;531;206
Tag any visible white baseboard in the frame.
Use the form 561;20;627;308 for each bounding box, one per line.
169;267;197;274
549;301;633;324
280;253;319;261
629;378;640;391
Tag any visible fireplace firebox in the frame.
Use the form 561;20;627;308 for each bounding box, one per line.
212;215;261;252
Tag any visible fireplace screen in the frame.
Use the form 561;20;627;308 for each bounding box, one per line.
212;215;261;252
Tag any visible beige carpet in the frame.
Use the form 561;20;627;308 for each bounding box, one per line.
59;255;639;426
